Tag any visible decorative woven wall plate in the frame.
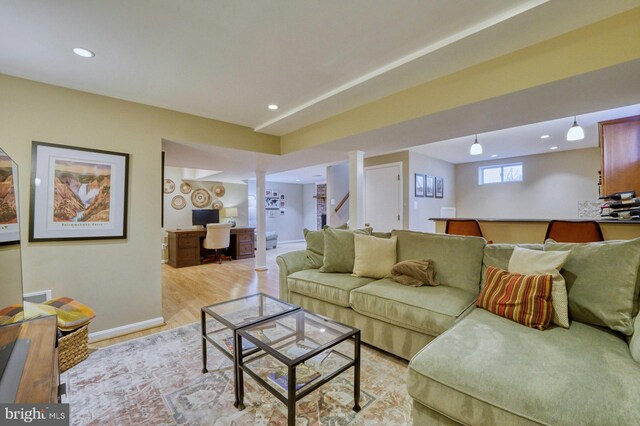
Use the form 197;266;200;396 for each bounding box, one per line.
213;184;226;197
171;195;186;210
191;188;211;208
212;199;224;210
180;182;192;194
164;179;175;194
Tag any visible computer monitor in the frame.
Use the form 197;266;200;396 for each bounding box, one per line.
192;209;219;226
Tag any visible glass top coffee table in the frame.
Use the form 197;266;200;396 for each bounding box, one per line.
236;309;361;426
201;293;299;408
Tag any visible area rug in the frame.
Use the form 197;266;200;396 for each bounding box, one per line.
64;323;412;425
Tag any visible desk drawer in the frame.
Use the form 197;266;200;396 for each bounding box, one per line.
238;242;254;256
178;237;198;249
178;248;197;260
238;233;253;243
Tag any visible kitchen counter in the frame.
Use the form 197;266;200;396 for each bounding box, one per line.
429;218;640;243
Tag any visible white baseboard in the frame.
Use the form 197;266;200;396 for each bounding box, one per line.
161;259;168;264
279;239;304;244
88;317;165;343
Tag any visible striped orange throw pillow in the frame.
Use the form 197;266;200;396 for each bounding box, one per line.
478;266;554;330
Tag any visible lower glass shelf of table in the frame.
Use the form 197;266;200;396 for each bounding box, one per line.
237;309;361;426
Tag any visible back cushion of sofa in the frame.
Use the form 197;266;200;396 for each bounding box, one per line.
393;230;485;294
545;238;640;336
481;244;543;288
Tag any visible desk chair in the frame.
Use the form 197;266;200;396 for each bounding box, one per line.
544;220;604;243
202;223;232;264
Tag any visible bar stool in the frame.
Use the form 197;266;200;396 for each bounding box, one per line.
445;219;487;239
544;220;604;243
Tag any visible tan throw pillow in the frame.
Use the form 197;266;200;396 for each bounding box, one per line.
352;234;397;279
508;247;571;328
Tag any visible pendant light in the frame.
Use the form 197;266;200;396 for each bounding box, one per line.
469;134;483;156
566;116;584;141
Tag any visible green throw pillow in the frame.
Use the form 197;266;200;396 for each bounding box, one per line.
544;238;640;335
303;229;325;269
320;227;372;273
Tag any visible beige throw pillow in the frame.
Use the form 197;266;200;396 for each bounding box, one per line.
353;234;397;279
508;247;571;328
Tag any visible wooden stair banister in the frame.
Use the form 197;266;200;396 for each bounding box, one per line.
334;192;349;213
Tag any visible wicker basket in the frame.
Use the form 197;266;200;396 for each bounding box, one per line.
59;324;89;372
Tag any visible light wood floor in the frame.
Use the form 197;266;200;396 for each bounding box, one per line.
89;242;306;349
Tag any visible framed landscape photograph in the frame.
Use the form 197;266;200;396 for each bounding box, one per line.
414;173;424;197
29;141;129;242
425;175;435;198
0;148;20;245
435;176;444;198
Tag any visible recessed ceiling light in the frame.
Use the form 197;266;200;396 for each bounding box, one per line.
550;146;559;150
491;154;498;158
73;47;95;58
295;179;300;182
541;135;550;139
268;104;279;110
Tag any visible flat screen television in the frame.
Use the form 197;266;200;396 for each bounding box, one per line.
192;209;219;226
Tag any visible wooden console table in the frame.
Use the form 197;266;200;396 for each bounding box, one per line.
0;315;61;403
167;227;255;268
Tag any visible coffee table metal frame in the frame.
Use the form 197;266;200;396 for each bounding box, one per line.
200;293;299;408
237;309;361;426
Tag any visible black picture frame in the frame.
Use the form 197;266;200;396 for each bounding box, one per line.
414;173;425;197
425;175;435;198
29;141;129;242
435;176;444;198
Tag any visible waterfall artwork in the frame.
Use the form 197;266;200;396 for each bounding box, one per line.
53;160;112;223
30;142;129;241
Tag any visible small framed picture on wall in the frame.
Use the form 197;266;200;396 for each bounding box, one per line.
414;173;424;197
425;175;435;198
435;176;444;198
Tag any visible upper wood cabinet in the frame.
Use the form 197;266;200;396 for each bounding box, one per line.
600;115;640;196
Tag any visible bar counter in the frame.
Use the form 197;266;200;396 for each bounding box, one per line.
430;218;640;244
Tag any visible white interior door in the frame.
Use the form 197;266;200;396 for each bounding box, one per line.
365;164;402;232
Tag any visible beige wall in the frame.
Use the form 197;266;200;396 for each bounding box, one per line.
455;148;600;219
409;151;455;232
0;74;277;334
0;245;23;314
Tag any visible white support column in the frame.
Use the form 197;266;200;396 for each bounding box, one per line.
255;170;267;271
349;150;365;229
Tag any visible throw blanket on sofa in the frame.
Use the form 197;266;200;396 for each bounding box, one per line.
390;259;438;287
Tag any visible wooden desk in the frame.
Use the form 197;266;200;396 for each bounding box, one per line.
0;315;60;403
167;227;255;268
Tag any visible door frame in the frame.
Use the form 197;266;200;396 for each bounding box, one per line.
364;162;403;230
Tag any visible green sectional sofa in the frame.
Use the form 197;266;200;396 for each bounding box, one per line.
278;230;640;425
277;230;487;360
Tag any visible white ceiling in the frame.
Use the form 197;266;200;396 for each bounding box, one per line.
411;104;640;164
1;0;638;135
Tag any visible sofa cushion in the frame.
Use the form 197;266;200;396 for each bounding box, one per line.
393;230;485;294
545;238;640;335
303;229;325;269
353;234;397;279
478;266;553;331
630;314;640;363
408;309;640;426
481;243;543;288
320;228;371;273
508;247;571;328
288;270;375;307
349;278;477;336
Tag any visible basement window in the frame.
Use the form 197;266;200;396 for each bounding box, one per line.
478;163;523;185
